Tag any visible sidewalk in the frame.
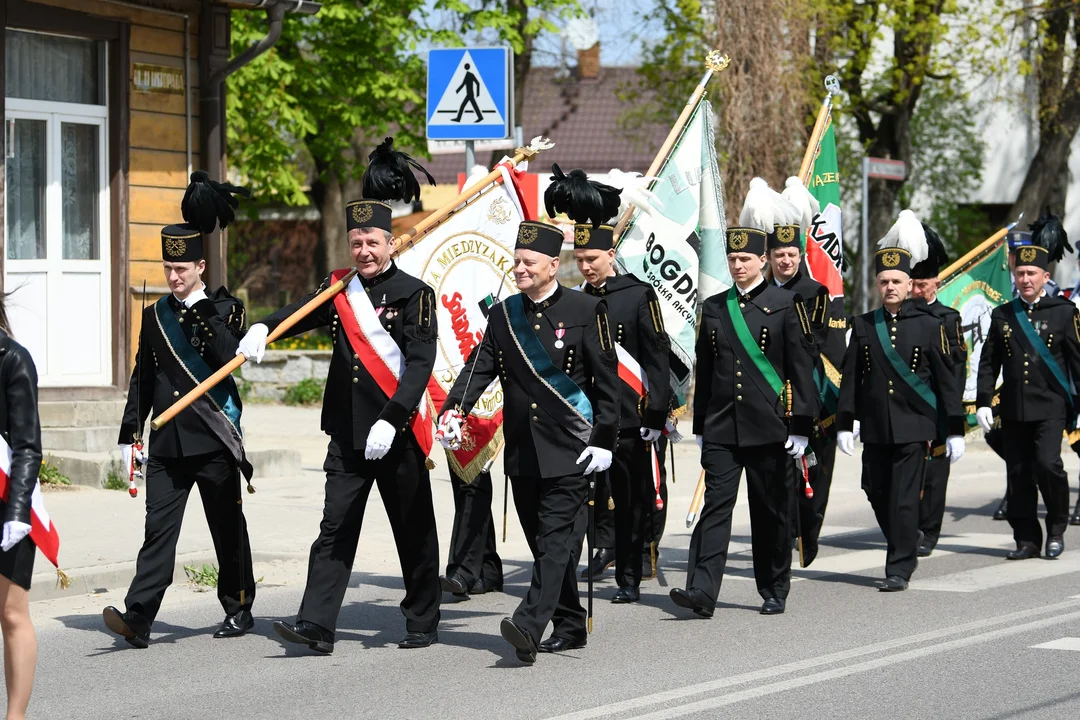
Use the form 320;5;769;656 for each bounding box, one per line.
32;404;1019;601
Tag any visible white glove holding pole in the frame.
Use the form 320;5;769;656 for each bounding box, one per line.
976;407;994;433
576;446;613;475
1;521;31;552
436;410;464;450
120;444;147;479
785;434;809;460
946;435;965;464
640;427;662;443
837;431;855;456
364;419;397;460
236;323;270;364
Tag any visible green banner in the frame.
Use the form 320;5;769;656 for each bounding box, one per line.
936;242;1011;424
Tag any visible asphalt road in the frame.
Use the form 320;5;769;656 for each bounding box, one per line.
24;443;1080;719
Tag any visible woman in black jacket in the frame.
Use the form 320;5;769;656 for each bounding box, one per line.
0;299;41;720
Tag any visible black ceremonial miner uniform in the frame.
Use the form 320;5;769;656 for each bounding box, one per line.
837;299;964;580
118;287;256;626
917;299;967;550
582;274;671;590
259;263;441;637
977;293;1080;550
443;284;620;646
690;280;817;609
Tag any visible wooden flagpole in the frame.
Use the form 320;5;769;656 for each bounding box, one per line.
939;216;1022;283
798;76;841;184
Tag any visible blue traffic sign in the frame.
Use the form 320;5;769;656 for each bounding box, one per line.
426;47;512;141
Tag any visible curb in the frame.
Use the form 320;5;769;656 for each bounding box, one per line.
32;550;309;603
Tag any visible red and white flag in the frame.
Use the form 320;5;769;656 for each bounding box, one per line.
0;435;60;567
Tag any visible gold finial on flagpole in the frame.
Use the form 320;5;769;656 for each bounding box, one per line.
705;51;730;73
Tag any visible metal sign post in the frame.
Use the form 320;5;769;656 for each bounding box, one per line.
861;157;908;313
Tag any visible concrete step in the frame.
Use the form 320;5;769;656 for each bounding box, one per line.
42;448;303;489
39;400;127;428
42;426;118;454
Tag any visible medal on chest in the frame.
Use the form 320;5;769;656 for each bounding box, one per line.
554;328;565;349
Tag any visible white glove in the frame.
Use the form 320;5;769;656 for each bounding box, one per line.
182;287;208;308
364;419;397;460
436;410;463;450
853;420;861;440
1;521;31;552
237;323;270;364
976;407;994;433
785;434;809;460
946;435;965;465
576;446;613;475
837;431;854;456
640;427;662;443
696;436;703;450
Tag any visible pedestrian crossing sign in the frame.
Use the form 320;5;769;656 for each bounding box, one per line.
427;47;512;141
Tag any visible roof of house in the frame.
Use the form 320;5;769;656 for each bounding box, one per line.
424;66;669;184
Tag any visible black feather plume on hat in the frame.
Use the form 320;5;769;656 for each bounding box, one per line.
181;171;251;233
922;222;949;267
544;164;622;229
362;137;436;204
1030;208;1072;263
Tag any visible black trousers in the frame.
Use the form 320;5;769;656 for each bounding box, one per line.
445;468;502;587
797;436;837;543
594;434;669;552
511;473;589;644
861;442;925;580
126;450;255;623
609;436;656;587
918;451;950;546
687;443;793;603
984;427;1015;499
1003;418;1070;547
296;437;440;635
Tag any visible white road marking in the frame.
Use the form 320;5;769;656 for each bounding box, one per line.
915;548;1080;593
1031;637;1080;652
545;598;1080;720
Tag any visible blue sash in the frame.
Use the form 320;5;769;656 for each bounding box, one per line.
872;308;938;414
1006;299;1074;412
504;294;593;425
154;297;243;435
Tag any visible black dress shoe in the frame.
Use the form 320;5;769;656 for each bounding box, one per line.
398;630;438;649
580;547;616;579
993;497;1008;520
538;635;587;653
917;541;934;557
272;620;334;654
1071;512;1080;527
102;606;150;649
669;588;714;618
760;597;786;615
214;610;254;638
876;575;909;592
611;586;640;604
469;577;503;595
499;617;537;664
1046;536;1064;559
1006;543;1040;560
440;573;469;596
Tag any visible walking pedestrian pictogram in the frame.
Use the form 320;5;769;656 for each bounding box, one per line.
427;48;512;141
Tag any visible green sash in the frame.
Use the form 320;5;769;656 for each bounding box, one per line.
724;289;783;397
1006;299;1074;413
872;308;937;414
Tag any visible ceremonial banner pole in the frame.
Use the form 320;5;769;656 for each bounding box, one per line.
612;51;731;242
939;214;1023;283
798;76;842;184
152;138;554;431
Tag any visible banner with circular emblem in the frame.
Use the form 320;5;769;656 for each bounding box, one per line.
396;163;531;482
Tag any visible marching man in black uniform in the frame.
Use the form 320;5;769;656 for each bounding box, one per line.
237;138;442;652
836;211;966;590
909;225;967;556
976;211;1079;560
105;173;256;647
439;467;503;599
672;179;817;618
437;204;620;663
546;166;672;604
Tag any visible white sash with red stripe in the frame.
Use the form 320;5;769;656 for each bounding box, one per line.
332;271;433;455
0;435;60;567
613;342;667;510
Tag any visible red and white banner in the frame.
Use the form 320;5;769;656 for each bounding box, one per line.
0;435;60;567
397;162;532;482
331;271;434;456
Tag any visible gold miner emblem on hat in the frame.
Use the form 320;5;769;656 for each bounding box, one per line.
350;202;373;226
777;226;796;244
165;237;187;258
881;250;901;268
575;226;591;247
518;224;538;245
729;231;749;251
1019;247;1037;263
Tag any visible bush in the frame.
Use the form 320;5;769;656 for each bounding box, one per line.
184;563;218;589
104;472;127;491
283;377;324;405
236;378;253;400
39;461;71;486
272;333;332;351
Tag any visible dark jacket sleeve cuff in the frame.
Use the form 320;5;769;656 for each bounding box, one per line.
974;394;991;409
788;415;814;438
642;408;667;432
836;412;855;433
378;401;413;431
117;426;139;445
2;504;30;526
946;417;966;437
589;424;618;453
